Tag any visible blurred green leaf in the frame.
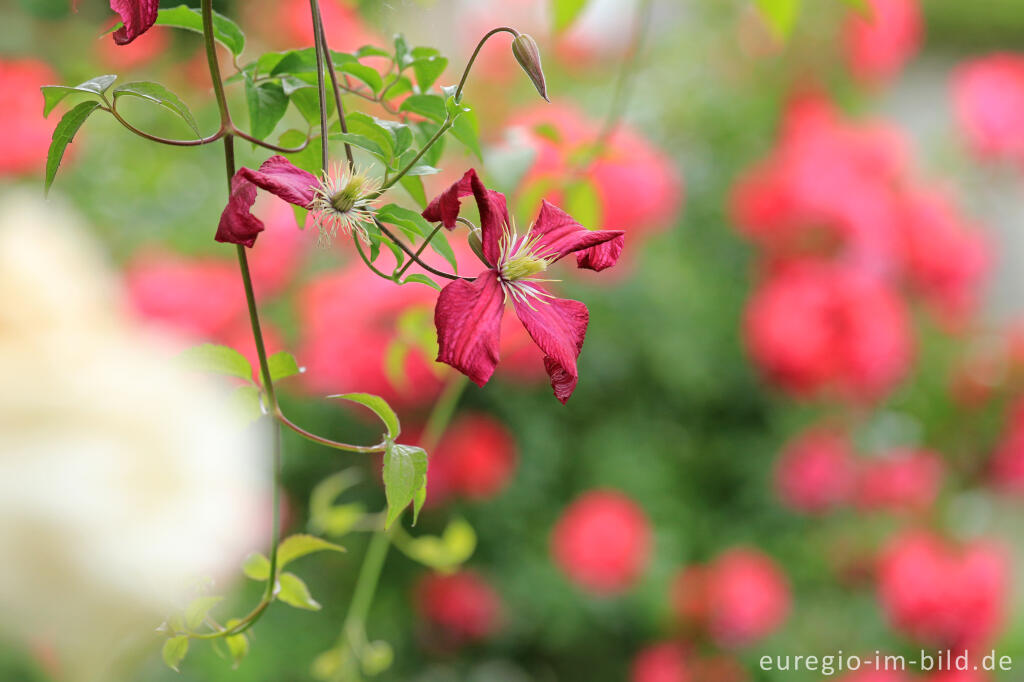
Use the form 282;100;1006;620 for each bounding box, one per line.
268;350;301;382
41;75;116;118
45;101;101;196
184;596;223;630
553;0;590;32
562;178;603;229
339;62;384;95
400;94;447;124
177;343;253;382
232;385;264;423
410;50;448;91
162;636;189;672
361;641;394;676
113;81;202;138
245;81;289;141
451;108;483;159
279;129;320;177
841;0;872;17
755;0;801;40
277;572;321;610
276;534;345;568
225;631;249;669
398;517;476;570
328;393;400;439
242;552;271;581
400;174;427;208
382;441;428;528
310;470;366;537
311;648;343;680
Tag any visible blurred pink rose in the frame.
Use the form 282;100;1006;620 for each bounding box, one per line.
843;0;922;84
427;413;517;504
855;449;943;513
774;427;856;514
745;260;912;401
898;189;989;327
297;265;445;406
630;642;691;682
877;531;1008;648
1;59;60;177
414;570;503;644
508;104;683;238
551;489;651;594
953;54;1024;164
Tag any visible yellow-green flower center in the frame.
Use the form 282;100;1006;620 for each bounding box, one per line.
330;180;363;213
501;254;549;282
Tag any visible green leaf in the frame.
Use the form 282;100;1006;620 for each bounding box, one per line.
401;274;441;291
356;44;391;58
162;636;189;672
310;470;366;537
277;572;321;610
562;178;603;229
399;175;427;208
184;595;223;630
327;393;400;439
382;441;428;529
232;385;264;423
339;61;384;95
112;81;201;137
755;0;801;40
278;129;320;177
451;108;482;159
268;350;302;382
393;34;413;69
399;94;446;124
344;112;396;163
399;517;476;570
242;552;271;581
177;343;253;382
410;52;448;91
377;203;458;272
246;80;289;141
330;133;388;163
153;5;245;57
40;74;116;117
311;648;343;680
291;86;335;125
45;101;100;196
361;640;394;676
553;0;590;32
276;534;345;568
225;632;249;669
841;0;872;17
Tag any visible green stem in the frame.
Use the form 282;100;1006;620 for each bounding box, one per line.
394;223;443;279
277;411;388;453
310;0;330;172
421;375;469;450
378;119;451;191
455;26;520;102
201;0;232;126
314;7;355;168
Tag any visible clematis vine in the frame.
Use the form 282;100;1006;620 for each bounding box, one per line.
109;0;160;45
216;155;378;247
422;169;624;403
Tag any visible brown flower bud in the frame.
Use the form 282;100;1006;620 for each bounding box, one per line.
511;33;550;102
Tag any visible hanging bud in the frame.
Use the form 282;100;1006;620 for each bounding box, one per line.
467;228;488;264
511;33;550;102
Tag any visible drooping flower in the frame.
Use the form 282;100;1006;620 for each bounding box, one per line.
423;169;624;403
877;531;1008;648
110;0;160;46
550;489;651;594
216;156;378;248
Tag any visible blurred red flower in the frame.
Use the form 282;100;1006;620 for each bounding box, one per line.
774;427;856;514
745;260;912;401
989;398;1024;494
630;642;691;682
268;0;379;51
507;104;683;238
877;531;1009;648
953;54;1024;164
297;265;444;407
855;449;944;513
414;571;502;644
843;0;922;85
838;672;911;682
425;413;518;505
2;59;60;177
899;188;989;326
551;490;651;594
97;24;168;70
673;548;790;648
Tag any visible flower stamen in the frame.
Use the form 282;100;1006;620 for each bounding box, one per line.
309;165;381;247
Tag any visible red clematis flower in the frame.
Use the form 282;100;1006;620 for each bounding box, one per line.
110;0;160;46
423;169;624;403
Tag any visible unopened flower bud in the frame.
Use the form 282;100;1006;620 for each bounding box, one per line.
511;33;550;102
467;228;488;264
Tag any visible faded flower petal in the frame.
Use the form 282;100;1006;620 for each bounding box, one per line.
215;176;262;247
435;270;505;387
530;200;624;264
422;169;509;265
110;0;160;46
215;156;318;247
576;233;625;272
512;291;588;403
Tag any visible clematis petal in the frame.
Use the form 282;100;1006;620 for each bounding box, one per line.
576;233;625;272
237;155;319;208
512;288;589;403
529;200;624;265
434;269;506;387
111;0;160;46
422;169;508;266
215;176;263;247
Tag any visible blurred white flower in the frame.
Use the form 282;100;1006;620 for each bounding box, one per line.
0;190;271;681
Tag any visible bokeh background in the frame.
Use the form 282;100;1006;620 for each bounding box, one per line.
4;0;1024;680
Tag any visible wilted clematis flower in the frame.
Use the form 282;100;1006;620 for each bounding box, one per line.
423;169;624;403
217;156;378;247
110;0;160;46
